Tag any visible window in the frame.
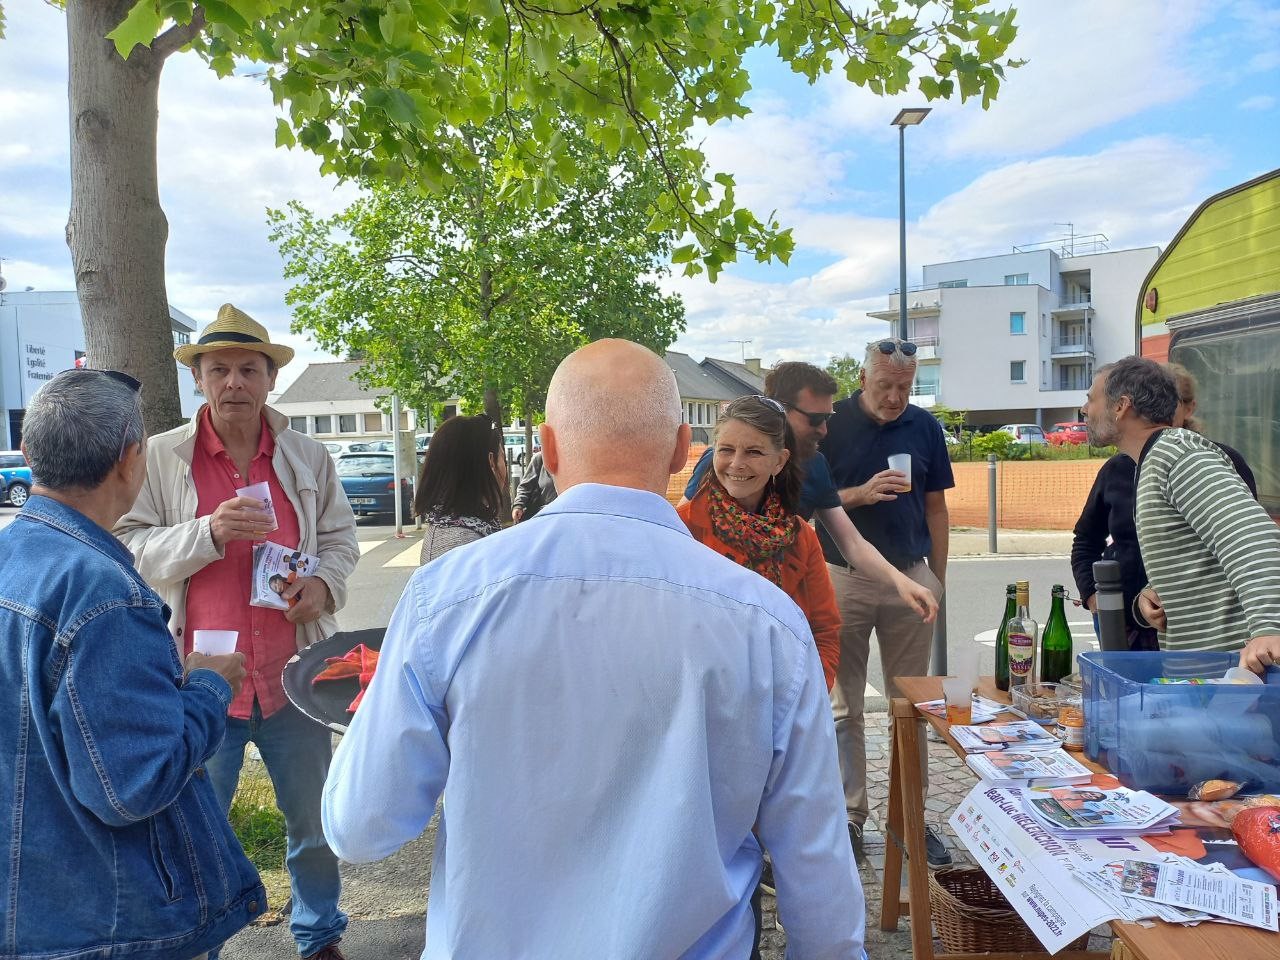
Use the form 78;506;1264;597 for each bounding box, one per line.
364;412;382;432
1010;361;1026;383
338;414;358;433
314;415;332;434
1004;273;1029;285
289;417;308;434
172;330;191;345
937;279;968;288
1009;312;1026;335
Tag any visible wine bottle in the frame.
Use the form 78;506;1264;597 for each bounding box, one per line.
1007;579;1037;689
994;583;1016;692
1040;584;1073;684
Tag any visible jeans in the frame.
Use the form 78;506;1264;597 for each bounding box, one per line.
207;701;347;958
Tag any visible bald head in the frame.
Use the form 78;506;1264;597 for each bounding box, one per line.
541;339;690;495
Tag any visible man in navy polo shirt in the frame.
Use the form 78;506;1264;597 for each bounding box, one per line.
820;338;954;867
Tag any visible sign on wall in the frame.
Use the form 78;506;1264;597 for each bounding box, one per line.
21;339;77;403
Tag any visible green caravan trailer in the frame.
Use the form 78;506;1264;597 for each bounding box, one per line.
1137;167;1280;519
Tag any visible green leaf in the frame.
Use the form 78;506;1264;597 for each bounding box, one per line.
274;117;296;148
107;2;164;58
670;244;698;264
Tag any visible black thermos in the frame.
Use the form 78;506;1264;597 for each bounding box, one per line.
1093;560;1129;652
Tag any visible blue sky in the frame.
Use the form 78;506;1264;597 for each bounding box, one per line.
1;1;1278;391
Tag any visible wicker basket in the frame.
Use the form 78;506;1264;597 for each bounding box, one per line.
928;866;1091;954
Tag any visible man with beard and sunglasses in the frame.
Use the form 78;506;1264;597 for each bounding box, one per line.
819;337;954;867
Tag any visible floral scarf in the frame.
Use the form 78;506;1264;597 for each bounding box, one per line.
705;481;798;587
423;509;502;540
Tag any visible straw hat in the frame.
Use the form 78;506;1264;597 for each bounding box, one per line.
174;303;295;368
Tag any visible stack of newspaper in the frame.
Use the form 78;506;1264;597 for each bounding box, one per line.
950;720;1061;753
1021;783;1180;837
966;749;1093;788
1073;854;1278;931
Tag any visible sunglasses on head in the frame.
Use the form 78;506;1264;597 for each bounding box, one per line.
782;402;834;428
876;339;918;357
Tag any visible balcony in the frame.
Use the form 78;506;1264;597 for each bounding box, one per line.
909;382;939;408
1051;336;1094;357
1051;299;1093;319
916;335;940;361
870;288;943;320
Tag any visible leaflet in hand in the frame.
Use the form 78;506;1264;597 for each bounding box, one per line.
916;695;1009;725
1022;784;1180;836
950;720;1060;753
1116;858;1278;931
966;749;1093;788
250;541;319;610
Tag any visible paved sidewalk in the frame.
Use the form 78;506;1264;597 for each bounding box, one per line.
950;527;1074;556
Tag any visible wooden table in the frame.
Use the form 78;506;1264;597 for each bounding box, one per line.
882;676;1279;960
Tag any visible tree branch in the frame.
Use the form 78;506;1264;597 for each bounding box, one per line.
152;6;207;61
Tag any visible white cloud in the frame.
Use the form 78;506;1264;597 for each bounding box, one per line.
1239;95;1276;111
811;0;1216;160
669;136;1220;370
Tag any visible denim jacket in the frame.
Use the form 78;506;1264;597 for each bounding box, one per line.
0;496;265;959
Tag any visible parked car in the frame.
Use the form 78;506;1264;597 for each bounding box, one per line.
323;440;373;459
363;439;395;452
336;452;413;522
503;433;542;467
1046;421;1089;446
0;451;32;507
997;424;1048;446
415;434;432;451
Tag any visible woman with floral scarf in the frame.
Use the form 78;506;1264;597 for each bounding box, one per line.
678;396;841;690
413;414;507;564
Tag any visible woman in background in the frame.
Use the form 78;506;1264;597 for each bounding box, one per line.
677;396;841;688
414;414;507;564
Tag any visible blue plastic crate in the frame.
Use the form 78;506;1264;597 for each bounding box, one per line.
1079;650;1280;795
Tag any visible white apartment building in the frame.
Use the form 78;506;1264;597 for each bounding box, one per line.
0;289;203;448
868;243;1160;428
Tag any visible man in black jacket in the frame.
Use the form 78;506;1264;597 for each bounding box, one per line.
512;451;558;522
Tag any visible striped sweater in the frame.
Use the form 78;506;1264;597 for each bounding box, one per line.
1135;428;1280;652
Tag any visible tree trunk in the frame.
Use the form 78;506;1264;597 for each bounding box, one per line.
66;0;184;434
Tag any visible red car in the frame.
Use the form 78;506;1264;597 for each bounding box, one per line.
1047;421;1088;445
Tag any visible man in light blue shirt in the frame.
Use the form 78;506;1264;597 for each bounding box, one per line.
323;339;866;959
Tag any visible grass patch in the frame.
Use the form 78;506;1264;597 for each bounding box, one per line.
228;759;292;908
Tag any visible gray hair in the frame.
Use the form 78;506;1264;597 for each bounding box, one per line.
24;370;144;490
1101;356;1177;426
863;338;918;371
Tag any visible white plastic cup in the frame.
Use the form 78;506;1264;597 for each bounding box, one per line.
952;641;982;692
887;453;912;492
942;676;973;724
236;481;278;532
192;630;238;656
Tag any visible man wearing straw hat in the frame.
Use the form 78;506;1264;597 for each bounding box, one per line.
118;304;359;960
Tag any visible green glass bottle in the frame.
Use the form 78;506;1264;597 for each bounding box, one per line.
1040;584;1074;684
994;583;1017;692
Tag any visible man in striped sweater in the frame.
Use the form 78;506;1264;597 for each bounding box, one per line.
1081;357;1280;673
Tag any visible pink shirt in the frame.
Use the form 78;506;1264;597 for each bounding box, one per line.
185;409;301;720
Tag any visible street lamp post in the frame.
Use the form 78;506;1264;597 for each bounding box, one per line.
891;108;930;342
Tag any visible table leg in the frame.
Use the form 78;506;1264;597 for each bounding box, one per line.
893;697;935;960
880;705;905;931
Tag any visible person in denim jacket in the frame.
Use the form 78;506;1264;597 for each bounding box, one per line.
0;369;265;960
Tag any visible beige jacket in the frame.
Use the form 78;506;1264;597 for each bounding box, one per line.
115;405;360;651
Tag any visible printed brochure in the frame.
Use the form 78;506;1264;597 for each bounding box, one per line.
966;749;1093;788
250;541;319;610
950;720;1060;753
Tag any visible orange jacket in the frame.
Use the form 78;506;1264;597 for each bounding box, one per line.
677;495;841;690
